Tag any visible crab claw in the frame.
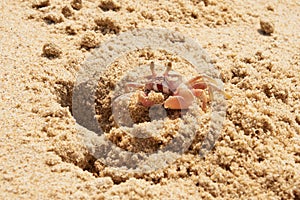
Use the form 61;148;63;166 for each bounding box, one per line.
164;86;194;109
164;88;208;111
164;96;189;109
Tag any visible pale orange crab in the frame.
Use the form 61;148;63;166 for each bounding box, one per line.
125;61;230;111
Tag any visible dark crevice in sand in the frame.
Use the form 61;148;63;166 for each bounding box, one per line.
54;80;74;112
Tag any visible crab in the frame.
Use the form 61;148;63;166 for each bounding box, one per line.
124;61;230;111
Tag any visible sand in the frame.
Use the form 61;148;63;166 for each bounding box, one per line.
0;0;300;199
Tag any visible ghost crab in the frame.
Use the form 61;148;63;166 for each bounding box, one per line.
124;61;230;112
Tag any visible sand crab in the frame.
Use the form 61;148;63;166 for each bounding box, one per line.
124;61;230;111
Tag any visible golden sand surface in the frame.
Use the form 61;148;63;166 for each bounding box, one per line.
0;0;299;199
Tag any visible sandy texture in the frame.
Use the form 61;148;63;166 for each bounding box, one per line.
1;0;300;199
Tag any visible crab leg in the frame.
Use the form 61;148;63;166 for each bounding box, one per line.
192;89;208;112
205;82;232;100
186;74;217;86
125;82;144;92
187;75;231;99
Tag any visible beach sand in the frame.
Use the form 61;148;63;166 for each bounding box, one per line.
0;0;299;199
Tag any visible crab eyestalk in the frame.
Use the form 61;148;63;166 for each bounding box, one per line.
150;61;156;78
163;62;172;76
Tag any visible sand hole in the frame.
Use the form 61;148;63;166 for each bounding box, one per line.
61;45;224;174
